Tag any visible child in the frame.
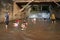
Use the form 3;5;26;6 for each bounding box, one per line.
21;23;26;30
23;20;28;27
21;20;28;30
13;19;20;28
15;19;20;24
13;22;18;27
32;18;36;24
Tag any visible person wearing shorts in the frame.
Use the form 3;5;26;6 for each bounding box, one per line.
50;13;56;23
5;12;9;29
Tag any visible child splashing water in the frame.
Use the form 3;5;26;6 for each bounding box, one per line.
21;22;26;30
13;19;20;28
21;20;28;30
32;18;36;24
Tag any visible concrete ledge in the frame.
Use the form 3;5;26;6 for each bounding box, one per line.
56;18;60;20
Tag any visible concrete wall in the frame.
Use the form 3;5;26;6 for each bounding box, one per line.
54;8;60;19
13;2;21;20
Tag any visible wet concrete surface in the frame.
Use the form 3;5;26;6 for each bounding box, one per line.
0;19;60;40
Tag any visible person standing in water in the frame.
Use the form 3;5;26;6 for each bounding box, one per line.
5;12;9;29
50;13;56;23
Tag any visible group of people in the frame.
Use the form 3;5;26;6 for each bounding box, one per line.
4;12;56;30
4;12;28;30
13;19;28;30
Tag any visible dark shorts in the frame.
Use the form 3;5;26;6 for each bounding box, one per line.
51;19;55;21
5;21;9;25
